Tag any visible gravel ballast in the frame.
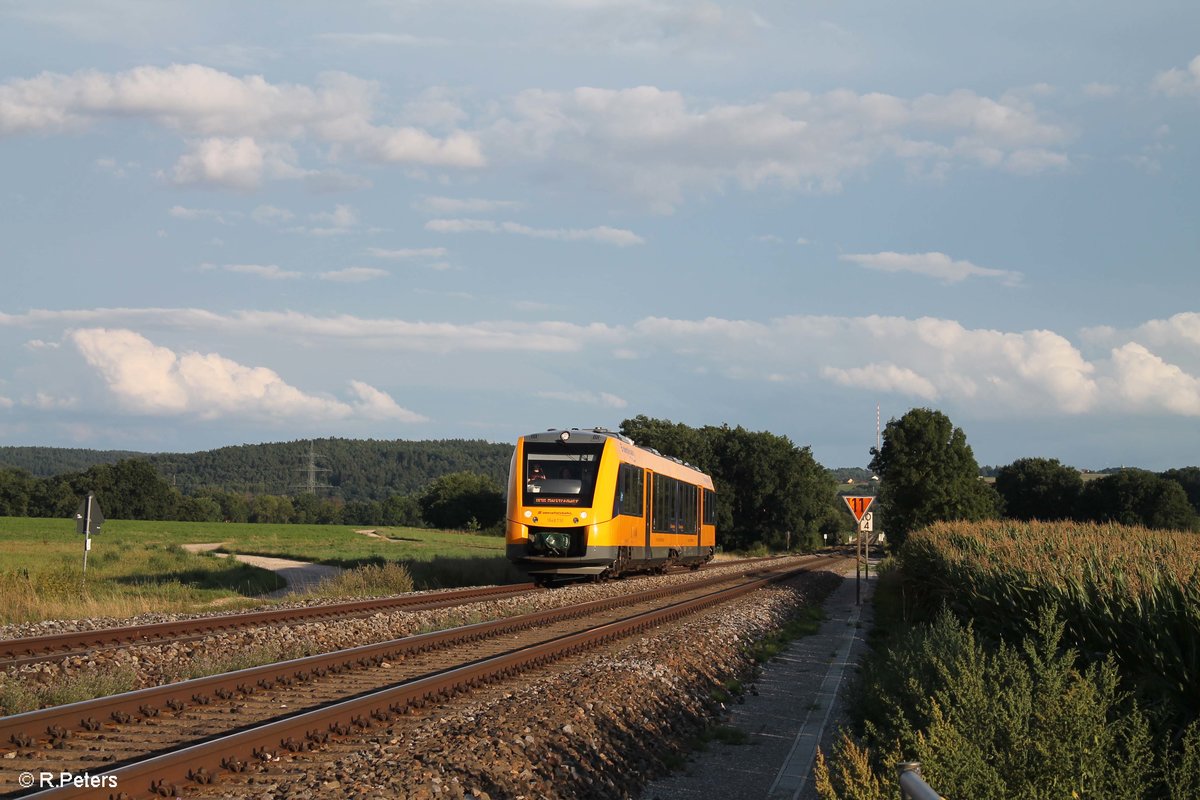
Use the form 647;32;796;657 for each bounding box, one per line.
206;567;845;800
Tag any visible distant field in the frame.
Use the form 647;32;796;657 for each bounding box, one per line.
0;518;519;624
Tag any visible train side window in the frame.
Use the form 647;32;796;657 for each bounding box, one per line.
615;464;644;517
703;489;717;526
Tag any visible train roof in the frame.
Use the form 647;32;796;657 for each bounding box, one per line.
519;427;714;489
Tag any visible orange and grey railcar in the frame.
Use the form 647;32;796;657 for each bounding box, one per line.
506;427;717;582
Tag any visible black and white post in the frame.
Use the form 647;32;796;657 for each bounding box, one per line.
75;493;104;575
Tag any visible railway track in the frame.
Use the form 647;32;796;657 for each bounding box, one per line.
1;556;836;799
0;557;786;671
0;584;538;671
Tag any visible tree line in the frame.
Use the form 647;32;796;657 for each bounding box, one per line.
0;458;509;532
870;407;1200;548
0;438;513;502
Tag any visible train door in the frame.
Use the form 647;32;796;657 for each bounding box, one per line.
644;470;653;560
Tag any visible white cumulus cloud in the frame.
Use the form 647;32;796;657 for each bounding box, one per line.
1152;54;1200;98
822;363;939;400
348;380;429;422
68;328;424;422
16;307;1200;423
487;84;1071;211
1107;343;1200;416
0;63;484;183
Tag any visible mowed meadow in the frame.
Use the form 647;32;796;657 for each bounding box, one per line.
0;517;521;624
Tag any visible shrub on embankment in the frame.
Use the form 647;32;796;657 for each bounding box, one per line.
816;520;1200;799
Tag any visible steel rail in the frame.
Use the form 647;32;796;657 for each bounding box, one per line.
22;561;825;799
0;559;814;753
0;583;536;668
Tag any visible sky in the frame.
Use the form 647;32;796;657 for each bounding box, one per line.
1;1;1198;471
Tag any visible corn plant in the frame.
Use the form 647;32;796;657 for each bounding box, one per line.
896;520;1200;721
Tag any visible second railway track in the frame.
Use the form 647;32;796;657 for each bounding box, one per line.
0;557;788;672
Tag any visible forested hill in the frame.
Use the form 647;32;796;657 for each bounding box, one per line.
0;439;514;502
0;447;145;476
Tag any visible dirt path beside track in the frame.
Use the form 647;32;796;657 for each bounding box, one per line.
182;543;343;598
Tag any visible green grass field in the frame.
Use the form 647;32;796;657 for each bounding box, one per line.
0;517;521;624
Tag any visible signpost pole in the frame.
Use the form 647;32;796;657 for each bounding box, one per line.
855;527;861;605
75;493;103;582
82;495;92;575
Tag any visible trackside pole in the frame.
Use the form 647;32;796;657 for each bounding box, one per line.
855;529;861;605
82;497;92;575
75;492;103;580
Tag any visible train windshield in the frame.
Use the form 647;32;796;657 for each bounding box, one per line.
522;442;605;507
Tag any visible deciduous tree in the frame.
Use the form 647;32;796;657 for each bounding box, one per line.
995;457;1083;520
1080;470;1197;531
869;408;998;549
418;471;504;531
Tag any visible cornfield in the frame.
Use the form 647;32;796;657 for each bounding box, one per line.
897;520;1200;719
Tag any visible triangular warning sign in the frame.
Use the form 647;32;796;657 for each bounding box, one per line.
842;495;874;523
